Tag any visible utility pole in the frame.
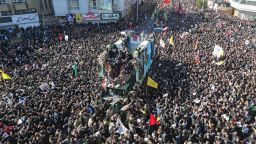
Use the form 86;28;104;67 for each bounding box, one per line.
136;0;139;22
144;6;146;19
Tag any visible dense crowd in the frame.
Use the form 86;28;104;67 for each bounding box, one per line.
0;0;256;143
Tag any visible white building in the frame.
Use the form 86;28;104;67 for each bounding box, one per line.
52;0;140;23
0;0;54;29
229;0;256;20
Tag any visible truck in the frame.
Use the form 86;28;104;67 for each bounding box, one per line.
98;30;156;97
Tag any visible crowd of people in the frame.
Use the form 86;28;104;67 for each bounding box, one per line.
0;0;256;143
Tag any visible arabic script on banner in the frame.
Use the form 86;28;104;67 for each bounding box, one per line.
12;13;39;24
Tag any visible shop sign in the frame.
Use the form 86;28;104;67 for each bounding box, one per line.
83;12;100;21
101;13;120;20
66;14;74;22
11;13;39;24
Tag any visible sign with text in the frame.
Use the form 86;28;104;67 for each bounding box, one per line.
11;13;39;24
101;13;120;20
66;14;74;22
83;13;100;21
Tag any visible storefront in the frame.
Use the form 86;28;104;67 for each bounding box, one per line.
0;13;40;29
65;12;120;24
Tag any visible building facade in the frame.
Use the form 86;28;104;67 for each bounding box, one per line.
52;0;142;23
229;0;256;20
0;0;54;28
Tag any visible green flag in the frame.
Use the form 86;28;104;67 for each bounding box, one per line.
72;64;78;76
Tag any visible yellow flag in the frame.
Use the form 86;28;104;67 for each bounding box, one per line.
75;13;82;23
169;36;174;46
234;10;239;16
147;76;158;89
215;60;225;65
0;69;12;80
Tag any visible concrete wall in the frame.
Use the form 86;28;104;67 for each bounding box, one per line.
79;0;89;14
52;0;68;16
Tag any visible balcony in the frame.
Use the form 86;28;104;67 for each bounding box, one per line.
13;2;27;10
0;4;9;11
26;0;36;9
230;0;256;13
113;5;121;12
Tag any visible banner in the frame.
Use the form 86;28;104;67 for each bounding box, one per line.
75;13;82;23
11;13;39;24
83;13;100;21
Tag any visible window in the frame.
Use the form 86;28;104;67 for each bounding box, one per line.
113;0;119;11
246;1;256;6
99;0;112;11
27;8;36;13
89;0;97;9
13;0;25;3
1;11;12;16
0;0;7;5
69;0;79;9
0;17;12;23
15;10;26;15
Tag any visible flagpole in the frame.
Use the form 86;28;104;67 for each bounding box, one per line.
0;72;6;91
2;76;7;92
145;76;148;100
146;85;148;97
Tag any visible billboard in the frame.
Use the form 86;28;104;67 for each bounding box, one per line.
83;13;100;21
11;13;39;24
101;13;120;20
